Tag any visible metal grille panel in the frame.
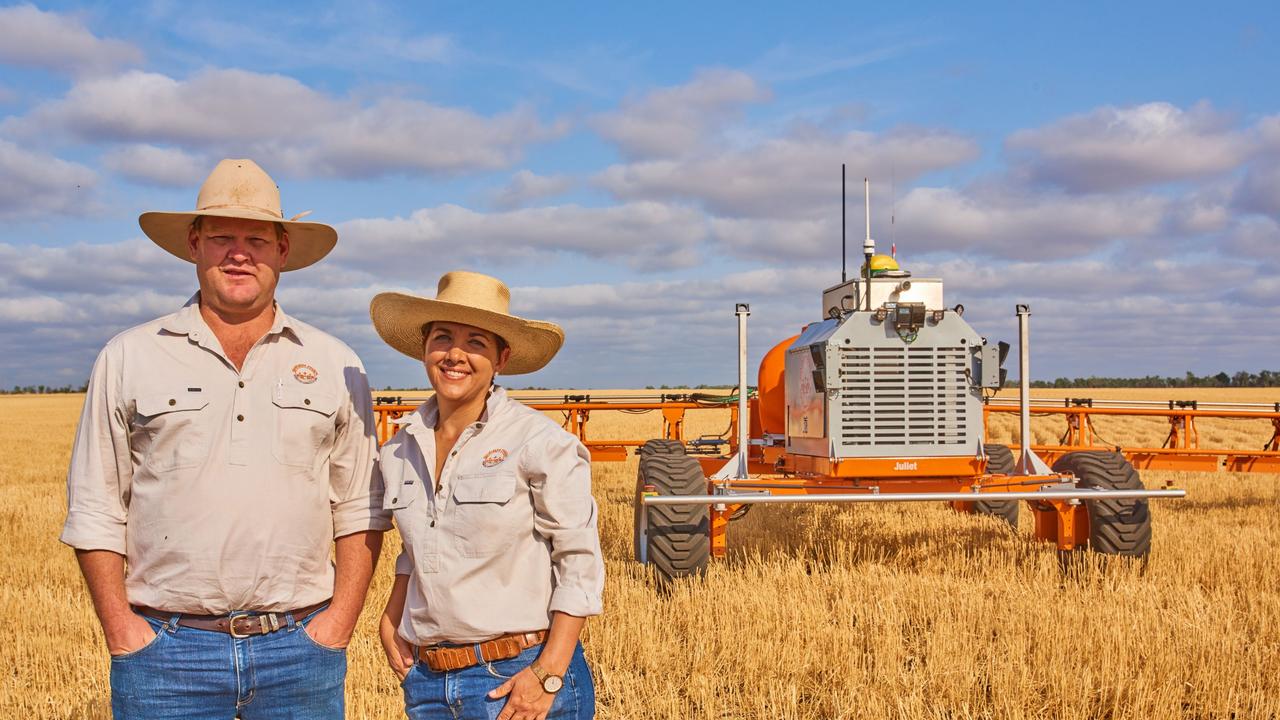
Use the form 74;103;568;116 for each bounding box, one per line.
837;345;969;446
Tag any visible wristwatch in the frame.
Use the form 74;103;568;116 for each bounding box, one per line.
529;661;564;693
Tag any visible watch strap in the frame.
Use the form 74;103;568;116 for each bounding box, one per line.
529;661;563;693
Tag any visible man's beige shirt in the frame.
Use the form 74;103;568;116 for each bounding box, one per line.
60;295;390;614
381;387;604;645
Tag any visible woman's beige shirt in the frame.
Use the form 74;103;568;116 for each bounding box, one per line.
381;386;604;645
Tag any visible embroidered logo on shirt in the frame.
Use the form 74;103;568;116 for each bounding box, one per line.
292;364;318;384
482;448;509;467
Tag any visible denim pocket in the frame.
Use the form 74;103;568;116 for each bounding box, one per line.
483;661;515;680
109;617;167;662
483;645;538;680
299;622;347;654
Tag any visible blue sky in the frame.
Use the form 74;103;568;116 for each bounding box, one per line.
1;2;1278;389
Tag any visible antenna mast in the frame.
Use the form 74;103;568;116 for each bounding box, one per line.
841;164;847;283
863;178;875;312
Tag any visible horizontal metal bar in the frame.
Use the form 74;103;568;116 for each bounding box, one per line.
378;401;711;412
642;489;1186;506
1018;445;1280;458
984;401;1280;418
986;398;1278;409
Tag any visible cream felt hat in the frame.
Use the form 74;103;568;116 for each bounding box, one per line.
138;158;337;271
370;271;565;375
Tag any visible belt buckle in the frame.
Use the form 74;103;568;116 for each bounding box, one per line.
228;613;276;638
228;614;253;639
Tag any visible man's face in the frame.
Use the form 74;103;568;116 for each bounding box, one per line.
423;321;511;407
188;216;289;318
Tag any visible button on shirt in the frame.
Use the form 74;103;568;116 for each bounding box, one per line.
381;386;604;645
60;295;391;614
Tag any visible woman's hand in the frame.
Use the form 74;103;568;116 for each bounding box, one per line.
489;667;554;720
380;574;415;680
380;617;415;680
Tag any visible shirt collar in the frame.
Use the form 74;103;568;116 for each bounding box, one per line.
402;385;510;437
159;292;300;343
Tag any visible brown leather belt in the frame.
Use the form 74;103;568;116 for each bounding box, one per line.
415;630;547;672
135;601;329;638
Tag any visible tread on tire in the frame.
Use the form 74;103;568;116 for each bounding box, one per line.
633;451;710;583
1052;450;1151;558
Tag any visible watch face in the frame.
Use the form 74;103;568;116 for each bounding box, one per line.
543;675;564;693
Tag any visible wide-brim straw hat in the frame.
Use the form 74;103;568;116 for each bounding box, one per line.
370;271;564;375
138;158;337;272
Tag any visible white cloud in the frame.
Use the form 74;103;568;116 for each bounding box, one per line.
1234;163;1280;219
0;140;97;219
490;170;575;210
0;237;189;295
1007;101;1254;192
101;144;207;187
1162;181;1234;236
0;296;73;323
596;126;978;218
304;99;559;178
11;68;563;178
1221;216;1280;262
332;201;708;276
708;216;838;263
0;4;142;76
893;186;1168;259
591;68;771;159
14;69;332;144
3;226;1277;390
1258;115;1280;153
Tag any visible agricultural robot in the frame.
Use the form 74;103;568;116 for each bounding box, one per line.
373;184;1280;584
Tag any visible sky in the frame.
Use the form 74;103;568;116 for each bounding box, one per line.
1;1;1278;390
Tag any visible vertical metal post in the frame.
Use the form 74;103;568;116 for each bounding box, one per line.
637;501;649;564
1013;304;1034;474
841;164;847;283
735;303;751;479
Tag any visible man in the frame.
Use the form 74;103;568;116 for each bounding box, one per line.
60;159;389;720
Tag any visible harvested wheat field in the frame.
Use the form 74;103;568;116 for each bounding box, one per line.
4;389;1279;719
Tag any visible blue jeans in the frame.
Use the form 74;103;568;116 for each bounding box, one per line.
402;642;594;720
109;607;346;720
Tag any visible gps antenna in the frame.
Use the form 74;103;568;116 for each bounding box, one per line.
841;164;847;283
864;178;875;312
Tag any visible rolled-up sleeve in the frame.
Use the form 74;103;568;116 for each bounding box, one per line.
394;547;413;576
524;429;604;618
60;342;132;553
328;358;392;537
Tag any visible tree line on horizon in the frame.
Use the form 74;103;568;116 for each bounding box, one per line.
1008;369;1280;389
5;370;1280;396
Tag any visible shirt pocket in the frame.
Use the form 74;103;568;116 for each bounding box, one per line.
384;475;440;572
135;391;211;472
271;386;339;469
451;471;520;557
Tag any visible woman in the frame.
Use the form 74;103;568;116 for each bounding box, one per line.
370;271;603;720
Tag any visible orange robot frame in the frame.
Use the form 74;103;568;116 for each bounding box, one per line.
373;333;1279;560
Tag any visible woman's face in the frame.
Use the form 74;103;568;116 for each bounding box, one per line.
423;321;511;406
